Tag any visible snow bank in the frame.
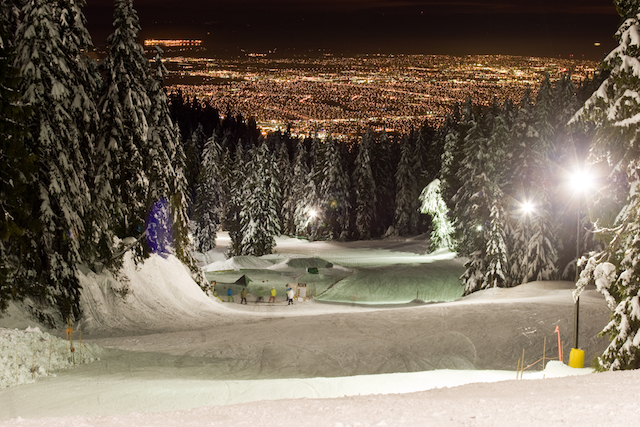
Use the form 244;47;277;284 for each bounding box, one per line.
78;253;231;335
0;327;102;389
203;255;277;272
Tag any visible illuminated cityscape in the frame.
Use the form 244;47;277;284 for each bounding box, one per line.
160;53;599;138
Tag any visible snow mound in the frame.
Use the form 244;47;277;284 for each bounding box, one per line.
79;253;229;335
457;281;577;304
282;257;333;269
318;260;465;304
0;327;103;389
203;255;277;272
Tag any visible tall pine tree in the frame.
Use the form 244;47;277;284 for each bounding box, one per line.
572;1;640;371
15;0;91;321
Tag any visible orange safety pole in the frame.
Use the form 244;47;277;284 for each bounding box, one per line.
555;325;562;362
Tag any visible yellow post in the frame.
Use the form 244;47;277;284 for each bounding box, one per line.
568;348;585;368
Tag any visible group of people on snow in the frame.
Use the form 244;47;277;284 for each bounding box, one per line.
211;283;296;305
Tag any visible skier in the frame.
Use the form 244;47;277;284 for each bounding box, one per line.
227;287;234;302
287;288;295;305
240;287;248;304
269;287;276;303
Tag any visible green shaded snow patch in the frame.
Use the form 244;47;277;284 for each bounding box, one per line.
317;260;465;304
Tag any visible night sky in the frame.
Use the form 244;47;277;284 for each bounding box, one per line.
84;0;621;60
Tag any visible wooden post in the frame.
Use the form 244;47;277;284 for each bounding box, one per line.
520;349;525;379
66;318;75;365
542;336;547;370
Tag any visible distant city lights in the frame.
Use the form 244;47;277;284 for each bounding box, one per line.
144;39;202;47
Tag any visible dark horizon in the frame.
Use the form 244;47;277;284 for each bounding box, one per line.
83;0;621;61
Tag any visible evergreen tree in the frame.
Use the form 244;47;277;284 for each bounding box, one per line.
0;0;36;311
169;123;203;284
572;1;640;371
96;0;150;241
452;120;490;257
352;130;377;240
194;133;223;252
319;136;350;240
54;0;103;266
525;193;558;281
15;0;91;321
240;143;281;256
184;123;207;213
394;136;418;236
290;141;317;237
276;139;293;235
484;191;509;289
371;131;395;236
146;46;175;211
534;73;556;158
225;143;245;257
419;179;454;251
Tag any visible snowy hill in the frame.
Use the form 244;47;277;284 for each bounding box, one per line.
0;234;632;426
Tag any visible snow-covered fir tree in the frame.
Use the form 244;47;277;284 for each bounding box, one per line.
225;143;245;257
419;179;454;251
484;191;509;289
0;0;37;311
184;123;207;213
15;0;92;322
394;136;418;236
452;120;490;257
507;90;539;285
319;136;350;240
290;141;317;237
371;131;395;236
54;0;103;266
240;143;281;256
169;123;203;285
352;130;377;240
194;133;223;252
96;0;150;242
572;0;640;371
276;140;294;235
524;191;558;282
146;46;176;216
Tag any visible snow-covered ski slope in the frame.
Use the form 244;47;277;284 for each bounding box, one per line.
1;233;632;426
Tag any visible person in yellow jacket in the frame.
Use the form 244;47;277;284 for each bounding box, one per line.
269;287;276;303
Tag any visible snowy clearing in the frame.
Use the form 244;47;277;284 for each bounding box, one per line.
0;233;631;426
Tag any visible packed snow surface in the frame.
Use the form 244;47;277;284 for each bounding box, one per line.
0;233;633;426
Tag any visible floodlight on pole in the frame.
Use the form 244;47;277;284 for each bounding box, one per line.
570;168;593;357
521;200;534;216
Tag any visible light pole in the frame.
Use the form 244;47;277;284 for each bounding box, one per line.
569;169;592;362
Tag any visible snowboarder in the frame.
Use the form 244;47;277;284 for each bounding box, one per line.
269;287;276;303
256;287;264;304
227;287;234;302
287;288;295;305
240;288;248;304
